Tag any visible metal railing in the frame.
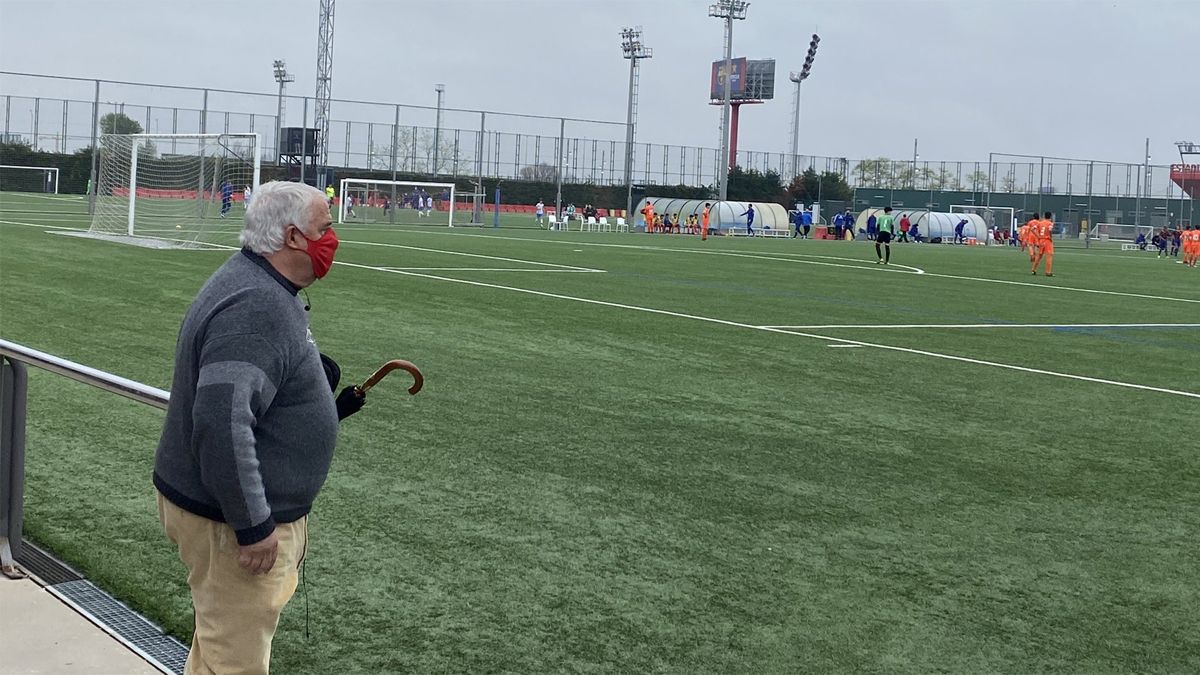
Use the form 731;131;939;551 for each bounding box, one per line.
0;338;167;577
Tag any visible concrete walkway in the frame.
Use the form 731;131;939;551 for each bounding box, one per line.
0;576;160;674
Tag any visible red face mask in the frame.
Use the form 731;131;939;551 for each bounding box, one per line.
299;227;339;279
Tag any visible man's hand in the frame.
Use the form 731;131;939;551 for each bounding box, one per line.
336;385;366;420
238;529;279;575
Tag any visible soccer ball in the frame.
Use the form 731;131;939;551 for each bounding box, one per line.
175;225;182;229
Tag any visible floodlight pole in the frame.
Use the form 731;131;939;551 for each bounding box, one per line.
313;0;336;189
709;0;748;201
433;84;445;175
912;138;919;189
788;33;819;182
1135;137;1149;229
788;73;802;180
555;117;565;229
272;60;294;167
621;27;652;219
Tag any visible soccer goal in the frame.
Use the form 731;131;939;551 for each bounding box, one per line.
80;133;260;249
338;178;456;227
951;204;1015;242
0;165;59;194
1095;222;1152;242
454;189;487;226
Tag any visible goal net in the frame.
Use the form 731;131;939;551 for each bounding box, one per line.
83;133;260;249
1094;222;1153;242
0;165;59;194
951;204;1016;242
338;179;456;227
455;190;486;226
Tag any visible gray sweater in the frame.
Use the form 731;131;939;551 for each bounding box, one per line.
154;250;339;545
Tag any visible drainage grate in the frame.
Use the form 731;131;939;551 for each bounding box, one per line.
15;538;83;585
49;579;189;674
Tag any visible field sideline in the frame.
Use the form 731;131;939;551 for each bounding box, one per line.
1;191;1199;673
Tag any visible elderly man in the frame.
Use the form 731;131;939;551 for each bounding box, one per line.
154;180;364;674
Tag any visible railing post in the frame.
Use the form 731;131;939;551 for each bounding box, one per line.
1;356;29;578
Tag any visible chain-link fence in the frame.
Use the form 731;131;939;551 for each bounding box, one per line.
844;153;1194;249
1;71;1193;236
0;71;851;192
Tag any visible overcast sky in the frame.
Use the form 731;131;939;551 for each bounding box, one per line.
0;0;1196;165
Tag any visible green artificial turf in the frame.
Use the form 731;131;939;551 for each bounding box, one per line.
2;191;1199;673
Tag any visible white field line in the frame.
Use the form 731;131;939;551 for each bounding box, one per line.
340;239;604;272
373;228;928;275
372;227;1200;304
5;193;86;202
0;219;84;231
381;267;603;273
329;259;1200;401
919;271;1200;305
6;216;1199;305
6;217;1198;399
761;323;1200;330
826;344;863;348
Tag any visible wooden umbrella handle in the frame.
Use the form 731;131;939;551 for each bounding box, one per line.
355;359;423;395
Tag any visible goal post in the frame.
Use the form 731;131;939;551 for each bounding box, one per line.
338;178;456;227
0;165;59;194
1094;222;1153;242
951;204;1015;242
455;191;486;226
83;133;261;249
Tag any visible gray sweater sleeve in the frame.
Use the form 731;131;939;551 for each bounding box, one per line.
192;332;285;545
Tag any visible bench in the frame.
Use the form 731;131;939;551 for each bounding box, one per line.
724;227;790;238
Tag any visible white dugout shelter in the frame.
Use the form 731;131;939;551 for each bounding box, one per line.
856;208;988;242
635;198;791;232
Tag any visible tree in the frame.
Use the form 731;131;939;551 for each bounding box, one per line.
519;163;559;182
726;166;784;202
927;167;960;191
854;157;898;188
369;126;464;175
100;112;143;135
967;170;992;191
818;171;853;202
785;166;853;206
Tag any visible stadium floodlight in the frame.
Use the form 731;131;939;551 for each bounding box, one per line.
788;34;818;181
708;0;749;20
272;60;294;165
708;0;749;201
620;27;652;219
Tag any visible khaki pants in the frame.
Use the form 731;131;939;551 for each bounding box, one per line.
157;492;307;675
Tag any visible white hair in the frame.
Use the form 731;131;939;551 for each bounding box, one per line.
240;181;327;254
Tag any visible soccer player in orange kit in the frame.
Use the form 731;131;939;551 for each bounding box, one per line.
1182;224;1198;268
1020;214;1038;261
641;201;656;234
1031;211;1055;276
